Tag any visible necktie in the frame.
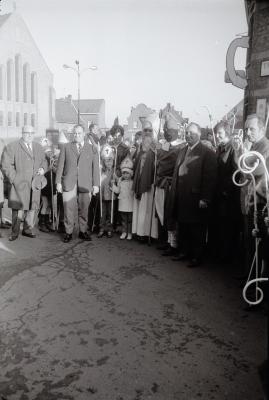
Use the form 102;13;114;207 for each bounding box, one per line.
77;143;82;154
27;144;32;153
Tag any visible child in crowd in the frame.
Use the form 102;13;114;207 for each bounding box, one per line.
112;156;134;240
98;144;116;238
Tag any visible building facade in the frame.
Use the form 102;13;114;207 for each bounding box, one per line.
225;1;269;136
0;11;55;140
55;95;105;132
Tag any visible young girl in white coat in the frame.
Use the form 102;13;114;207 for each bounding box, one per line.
112;157;134;240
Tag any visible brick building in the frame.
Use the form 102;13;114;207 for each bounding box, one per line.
0;10;55;140
244;1;269;134
225;1;269;135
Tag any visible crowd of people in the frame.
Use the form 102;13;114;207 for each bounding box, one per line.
0;113;268;296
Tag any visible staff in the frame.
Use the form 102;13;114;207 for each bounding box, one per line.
98;142;103;219
110;145;118;224
233;150;269;305
202;105;217;147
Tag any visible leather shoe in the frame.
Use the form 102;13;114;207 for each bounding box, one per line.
107;231;113;238
79;231;92;241
9;234;18;241
162;247;177;257
97;230;105;238
22;230;36;238
172;253;187;261
63;233;72;243
187;258;201;268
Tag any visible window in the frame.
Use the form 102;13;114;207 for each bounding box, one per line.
24;113;28;125
7;60;12;101
31;72;36;104
15;54;20;102
8;111;12;126
31;113;35;127
0;66;3;100
23;63;29;103
0;111;3;126
16;112;20;127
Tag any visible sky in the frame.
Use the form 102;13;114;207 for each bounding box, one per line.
2;0;248;128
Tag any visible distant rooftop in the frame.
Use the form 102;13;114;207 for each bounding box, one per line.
55;95;105;123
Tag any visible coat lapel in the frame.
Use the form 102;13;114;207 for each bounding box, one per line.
176;145;188;169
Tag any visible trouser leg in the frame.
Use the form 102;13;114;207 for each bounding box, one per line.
78;192;91;233
12;209;22;236
106;201;112;232
62;185;77;235
190;222;206;260
121;212;127;233
127;212;132;234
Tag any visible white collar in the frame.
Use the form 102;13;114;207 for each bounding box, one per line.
189;140;200;151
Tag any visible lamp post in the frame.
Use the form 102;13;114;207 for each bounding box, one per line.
63;61;97;124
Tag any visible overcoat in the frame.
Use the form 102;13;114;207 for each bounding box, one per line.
56;142;100;192
168;142;217;224
1;139;46;210
0;139;6;204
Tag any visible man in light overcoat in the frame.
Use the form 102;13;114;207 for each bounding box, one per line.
1;125;47;241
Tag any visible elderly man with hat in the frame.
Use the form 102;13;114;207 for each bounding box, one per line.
1;125;47;241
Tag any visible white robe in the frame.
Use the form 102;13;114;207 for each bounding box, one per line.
132;184;158;238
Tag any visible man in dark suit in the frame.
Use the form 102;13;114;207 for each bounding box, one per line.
1;125;47;241
56;124;100;243
169;122;217;267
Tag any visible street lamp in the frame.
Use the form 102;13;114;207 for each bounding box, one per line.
63;61;97;124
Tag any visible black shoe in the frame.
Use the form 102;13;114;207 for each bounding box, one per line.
162;247;178;257
107;231;113;238
187;258;201;268
22;229;36;238
157;243;169;251
9;234;19;241
0;221;11;229
79;231;92;241
63;233;72;243
172;253;187;261
97;231;105;238
39;223;50;233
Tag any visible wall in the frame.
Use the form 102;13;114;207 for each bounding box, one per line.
0;12;54;140
245;1;269;134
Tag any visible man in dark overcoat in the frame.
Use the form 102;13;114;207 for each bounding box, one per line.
169;122;217;267
1;125;47;241
56;124;100;243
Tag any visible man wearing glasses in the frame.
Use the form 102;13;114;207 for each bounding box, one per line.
56;124;99;243
1;125;47;241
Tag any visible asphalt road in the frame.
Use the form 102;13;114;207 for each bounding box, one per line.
0;227;266;400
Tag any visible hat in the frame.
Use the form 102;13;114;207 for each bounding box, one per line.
101;144;115;160
120;156;133;176
164;114;178;131
32;175;47;191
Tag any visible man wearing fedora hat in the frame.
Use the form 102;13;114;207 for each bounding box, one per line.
2;125;47;241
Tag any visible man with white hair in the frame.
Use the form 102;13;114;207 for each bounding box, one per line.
169;122;217;267
2;125;47;241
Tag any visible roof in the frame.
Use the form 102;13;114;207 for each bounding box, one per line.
72;99;104;114
0;13;11;28
55;97;104;123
